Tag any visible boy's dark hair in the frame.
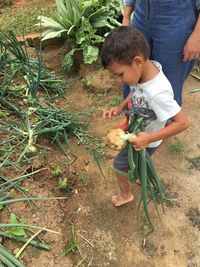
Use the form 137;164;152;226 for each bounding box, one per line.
101;26;150;67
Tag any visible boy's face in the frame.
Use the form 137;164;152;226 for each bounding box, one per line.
107;57;143;86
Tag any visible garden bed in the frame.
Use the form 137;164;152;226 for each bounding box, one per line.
0;1;200;267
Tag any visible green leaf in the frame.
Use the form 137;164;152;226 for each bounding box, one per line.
9;214;18;225
58;177;68;189
41;29;67;41
62;49;75;71
8;214;26;237
56;0;69;18
92;34;104;44
51;165;62;176
36;16;65;30
0;110;10;118
83;45;98;64
75;18;96;45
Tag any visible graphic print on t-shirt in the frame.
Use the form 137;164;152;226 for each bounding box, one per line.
129;93;157;126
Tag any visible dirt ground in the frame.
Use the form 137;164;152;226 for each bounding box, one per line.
1;40;199;267
1;2;200;265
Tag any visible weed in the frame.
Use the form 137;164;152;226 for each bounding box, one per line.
109;96;123;107
188;156;200;171
51;165;62;176
186;207;200;230
81;76;94;89
60;224;79;256
143;221;152;232
8;213;26;237
88;88;112;106
58;177;68;190
169;139;185;153
79;171;87;181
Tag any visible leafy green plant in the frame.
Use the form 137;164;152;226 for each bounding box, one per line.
36;0;121;70
60;224;79;256
51;165;62;176
8;213;26;237
58;177;68;189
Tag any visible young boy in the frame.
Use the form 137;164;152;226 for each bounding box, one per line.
101;26;189;207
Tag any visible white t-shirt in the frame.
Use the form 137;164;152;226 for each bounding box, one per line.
129;61;181;148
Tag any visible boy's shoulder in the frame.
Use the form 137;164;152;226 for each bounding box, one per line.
138;61;173;99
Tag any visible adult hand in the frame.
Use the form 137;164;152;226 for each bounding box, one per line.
103;105;123;119
128;132;151;150
183;31;200;61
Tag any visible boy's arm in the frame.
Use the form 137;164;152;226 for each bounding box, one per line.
129;110;189;150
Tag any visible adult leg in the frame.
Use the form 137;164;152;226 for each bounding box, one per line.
150;0;197;105
133;0;197;106
160;61;196;106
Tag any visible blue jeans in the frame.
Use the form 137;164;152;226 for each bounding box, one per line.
124;0;197;105
114;145;159;171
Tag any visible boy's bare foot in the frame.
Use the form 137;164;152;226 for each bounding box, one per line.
112;193;134;207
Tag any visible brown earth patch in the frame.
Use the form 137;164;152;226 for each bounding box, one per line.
1;41;200;267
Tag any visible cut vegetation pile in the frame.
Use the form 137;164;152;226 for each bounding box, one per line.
0;29;104;265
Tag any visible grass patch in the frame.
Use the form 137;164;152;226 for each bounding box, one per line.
0;0;55;35
169;139;186;154
188;156;200;171
109;96;123;107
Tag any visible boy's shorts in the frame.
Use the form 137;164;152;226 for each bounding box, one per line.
114;145;159;171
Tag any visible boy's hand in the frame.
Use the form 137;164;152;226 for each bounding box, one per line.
128;132;151;150
103;106;123;119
